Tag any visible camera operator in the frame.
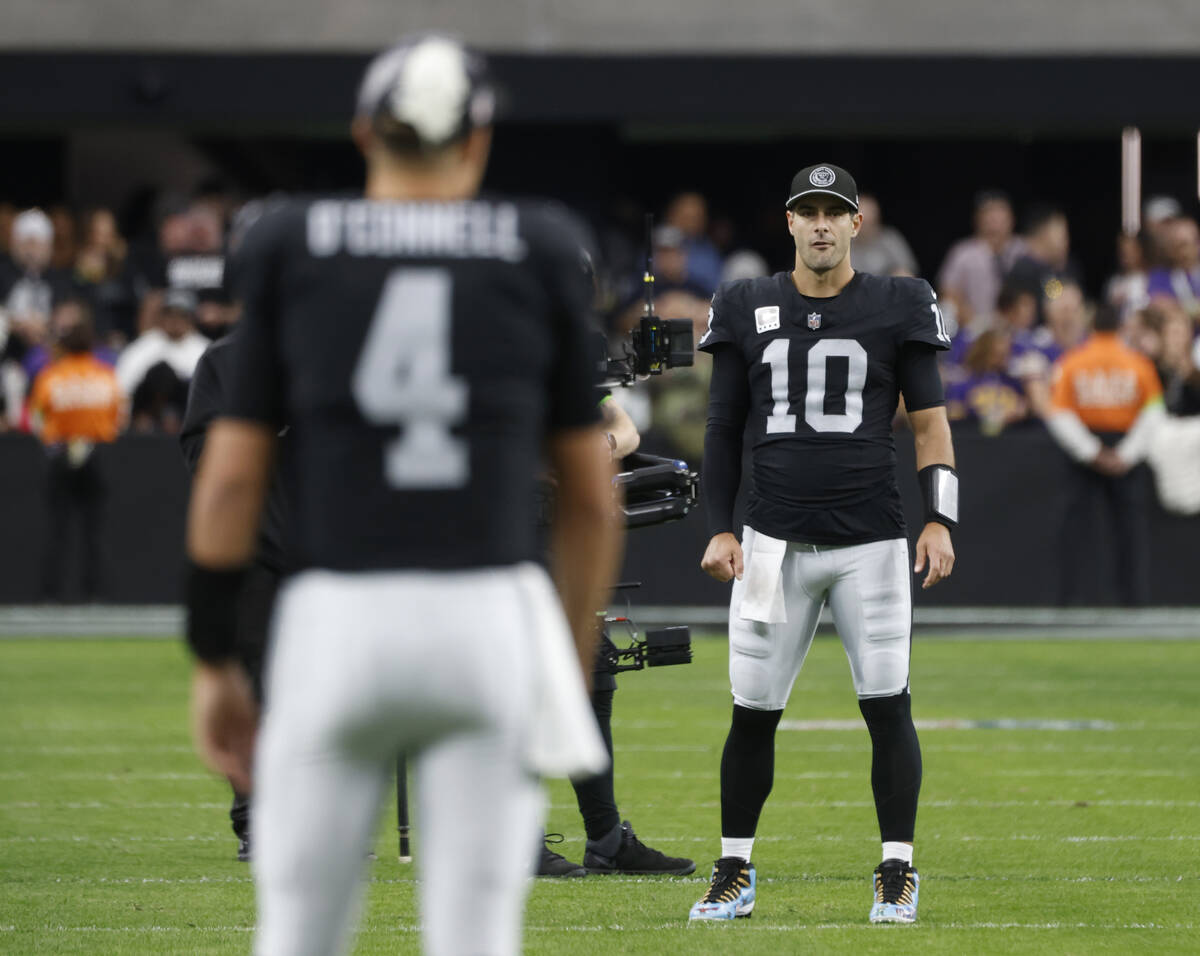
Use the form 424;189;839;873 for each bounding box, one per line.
536;384;694;878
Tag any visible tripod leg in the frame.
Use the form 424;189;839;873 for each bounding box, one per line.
396;753;412;862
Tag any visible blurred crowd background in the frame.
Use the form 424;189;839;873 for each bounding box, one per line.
4;183;1198;451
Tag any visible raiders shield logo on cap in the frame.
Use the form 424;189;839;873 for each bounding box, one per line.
807;312;822;330
809;167;836;187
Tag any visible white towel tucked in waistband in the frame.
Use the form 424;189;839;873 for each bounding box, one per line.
519;564;611;780
737;528;788;624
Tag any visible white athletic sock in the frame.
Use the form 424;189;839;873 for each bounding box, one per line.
882;841;913;865
721;837;754;862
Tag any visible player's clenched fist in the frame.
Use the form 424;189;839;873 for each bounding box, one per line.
701;532;744;582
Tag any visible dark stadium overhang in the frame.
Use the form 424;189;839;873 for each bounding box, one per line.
1;53;1199;137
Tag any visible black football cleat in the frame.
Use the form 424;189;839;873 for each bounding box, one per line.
583;820;696;875
536;833;587;878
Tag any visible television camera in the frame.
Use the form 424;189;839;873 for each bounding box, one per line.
603;214;696;387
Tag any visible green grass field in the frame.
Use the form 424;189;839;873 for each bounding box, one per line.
1;633;1197;954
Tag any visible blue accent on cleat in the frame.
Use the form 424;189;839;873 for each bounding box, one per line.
869;859;919;924
688;857;756;921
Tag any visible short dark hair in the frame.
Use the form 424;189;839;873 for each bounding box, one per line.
1023;204;1066;236
1092;303;1121;333
973;189;1010;211
996;283;1032;314
54;297;95;353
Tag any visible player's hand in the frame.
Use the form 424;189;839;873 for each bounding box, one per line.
701;532;744;582
913;522;955;590
191;661;258;795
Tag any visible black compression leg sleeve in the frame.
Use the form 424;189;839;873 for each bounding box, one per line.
859;692;922;843
230;790;251;841
571;686;620;841
720;704;784;838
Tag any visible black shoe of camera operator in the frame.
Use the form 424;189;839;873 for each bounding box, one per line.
583;820;695;875
537;833;587;878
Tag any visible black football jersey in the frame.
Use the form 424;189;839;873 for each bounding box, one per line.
180;331;297;576
699;270;950;544
224;196;601;572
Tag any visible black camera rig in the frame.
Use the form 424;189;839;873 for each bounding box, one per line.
593;216;699;674
597;583;692;675
604;214;695;387
615;452;698;529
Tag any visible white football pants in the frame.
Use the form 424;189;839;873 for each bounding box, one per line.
252;565;550;956
729;528;913;710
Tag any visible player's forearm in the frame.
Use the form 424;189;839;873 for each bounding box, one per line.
702;419;743;535
602;399;641;458
909;406;955;470
551;498;623;669
703;344;750;535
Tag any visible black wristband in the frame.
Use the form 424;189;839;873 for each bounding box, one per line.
918;464;959;531
184;560;248;664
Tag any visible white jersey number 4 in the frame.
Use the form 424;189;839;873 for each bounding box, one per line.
352;268;469;489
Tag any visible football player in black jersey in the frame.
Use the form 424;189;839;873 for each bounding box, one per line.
182;35;623;956
689;164;957;925
179;201;297;864
180;326;294;863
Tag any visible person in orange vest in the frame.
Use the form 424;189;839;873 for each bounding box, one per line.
1044;303;1164;606
28;298;125;600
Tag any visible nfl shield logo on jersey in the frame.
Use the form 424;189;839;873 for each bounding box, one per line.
807;312;822;330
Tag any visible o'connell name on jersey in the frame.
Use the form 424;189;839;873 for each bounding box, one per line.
699;271;950;545
224;196;600;573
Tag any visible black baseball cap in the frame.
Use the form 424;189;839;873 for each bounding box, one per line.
355;33;497;149
785;164;859;211
162;288;198;314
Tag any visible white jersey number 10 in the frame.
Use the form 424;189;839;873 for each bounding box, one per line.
762;337;868;435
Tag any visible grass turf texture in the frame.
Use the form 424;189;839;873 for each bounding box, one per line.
1;634;1197;954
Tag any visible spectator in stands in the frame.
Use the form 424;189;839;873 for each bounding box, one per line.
1156;303;1200;416
937;190;1026;328
116;288;208;434
28;300;124;601
1044;304;1163;606
945;328;1028;434
74;208;136;346
721;248;769;283
1006;205;1083;323
944;282;1037;383
48;206;78;273
1146;216;1200;320
1126;302;1164;362
663;191;723;294
1104;231;1151;320
20;299;118;390
852;193;918;277
1141;195;1182;267
995;283;1038;337
1011;281;1089;415
1;209;71;427
0;202;16;260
